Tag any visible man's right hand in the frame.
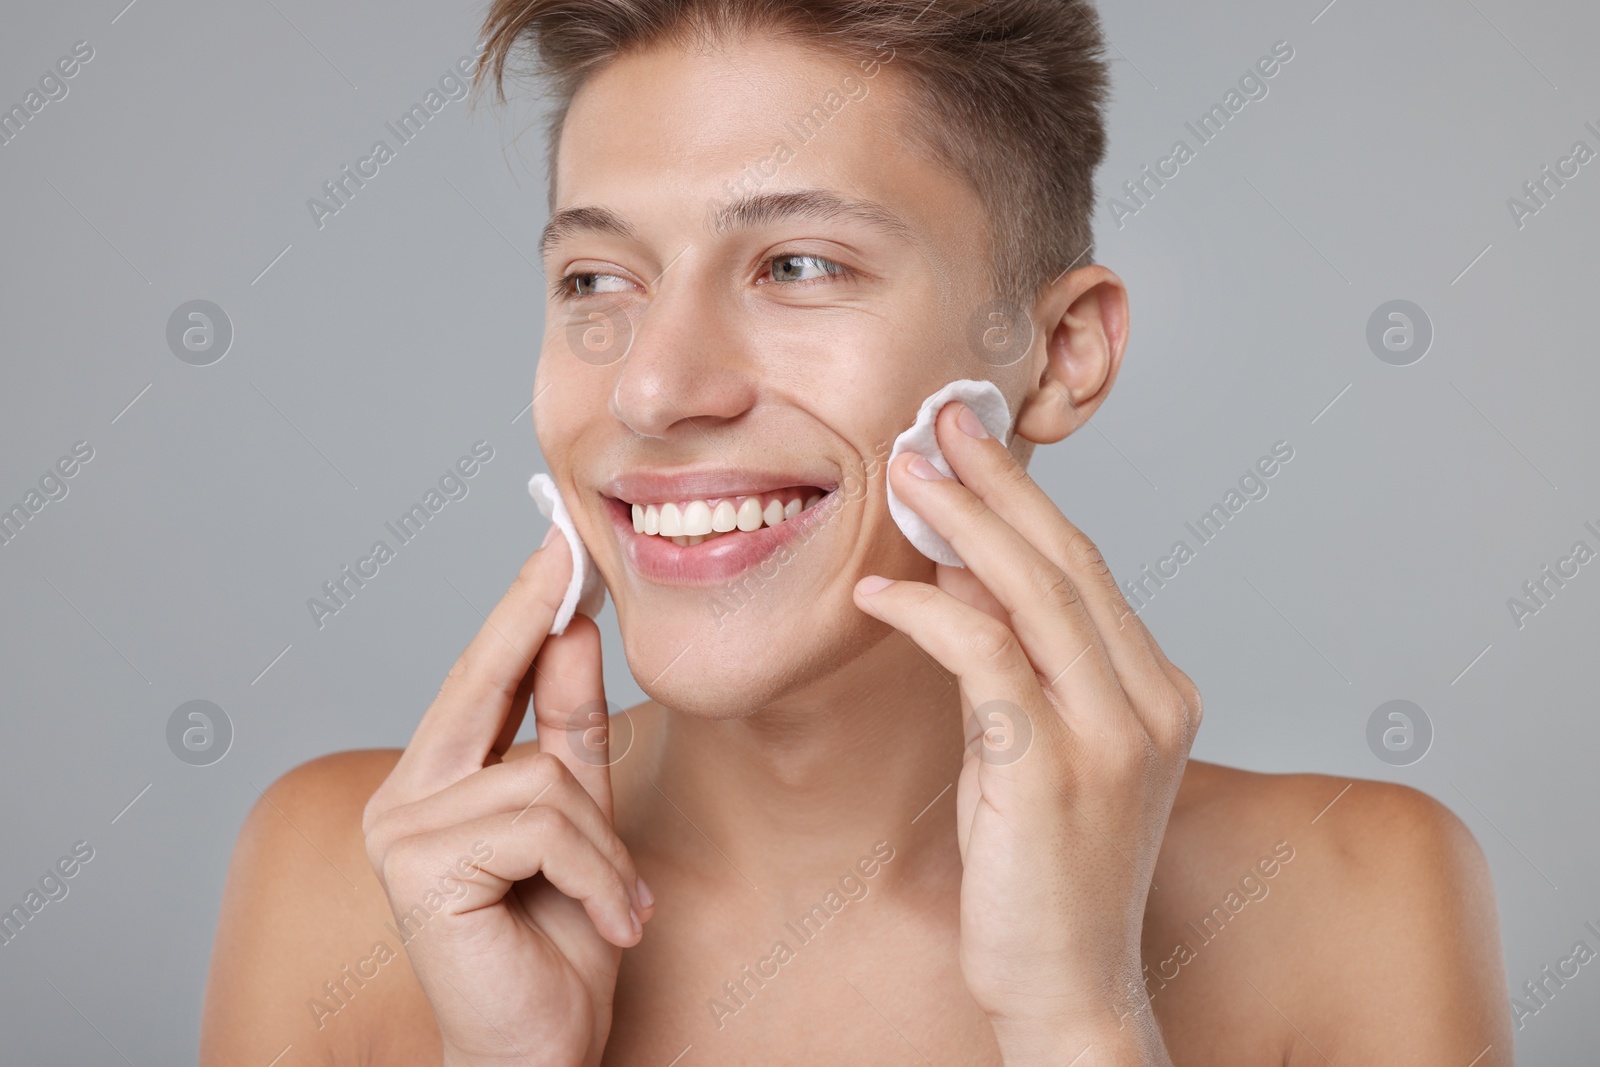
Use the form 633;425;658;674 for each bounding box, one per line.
361;533;648;1067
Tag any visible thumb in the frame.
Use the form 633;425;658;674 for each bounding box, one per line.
530;613;616;822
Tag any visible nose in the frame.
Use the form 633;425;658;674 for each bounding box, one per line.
607;267;757;439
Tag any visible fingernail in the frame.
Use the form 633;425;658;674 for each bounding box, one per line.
541;524;558;548
955;402;989;439
907;453;946;480
857;575;893;595
629;907;642;936
636;876;654;909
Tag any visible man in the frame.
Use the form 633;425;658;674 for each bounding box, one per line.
201;2;1513;1063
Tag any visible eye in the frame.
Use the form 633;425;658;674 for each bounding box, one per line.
556;271;632;300
763;253;851;285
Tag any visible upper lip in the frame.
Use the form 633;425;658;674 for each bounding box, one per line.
602;466;840;505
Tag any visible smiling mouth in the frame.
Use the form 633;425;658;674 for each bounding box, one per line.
621;487;830;547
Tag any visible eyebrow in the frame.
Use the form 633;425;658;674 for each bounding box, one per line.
539;205;637;258
539;189;915;258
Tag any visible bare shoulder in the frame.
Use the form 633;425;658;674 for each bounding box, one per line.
200;748;438;1067
1144;760;1513;1065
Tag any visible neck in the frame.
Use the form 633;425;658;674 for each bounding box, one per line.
639;627;965;897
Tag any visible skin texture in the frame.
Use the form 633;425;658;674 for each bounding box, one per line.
200;29;1514;1067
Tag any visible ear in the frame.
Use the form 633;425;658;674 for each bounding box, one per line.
1014;265;1129;446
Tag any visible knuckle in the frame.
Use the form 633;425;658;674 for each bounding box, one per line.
995;452;1034;492
523;750;568;792
952;484;990;521
379;835;425;889
1064;528;1109;577
603;834;638;880
962;618;1021;669
1114;730;1161;779
1033;564;1083;615
1182;688;1204;738
521;802;565;837
363;810;406;872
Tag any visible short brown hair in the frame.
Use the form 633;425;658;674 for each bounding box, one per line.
477;0;1110;304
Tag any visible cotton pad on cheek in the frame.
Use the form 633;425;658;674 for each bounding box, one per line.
527;472;608;636
885;378;1013;568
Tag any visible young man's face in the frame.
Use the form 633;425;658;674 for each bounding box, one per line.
535;31;1025;716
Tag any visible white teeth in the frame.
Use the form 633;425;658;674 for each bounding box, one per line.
631;490;827;542
682;500;713;536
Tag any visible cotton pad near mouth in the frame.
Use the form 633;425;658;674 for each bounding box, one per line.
886;378;1013;568
527;472;608;635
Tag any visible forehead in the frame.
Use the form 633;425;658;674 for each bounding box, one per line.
551;30;984;250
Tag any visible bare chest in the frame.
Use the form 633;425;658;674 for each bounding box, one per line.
600;899;1001;1066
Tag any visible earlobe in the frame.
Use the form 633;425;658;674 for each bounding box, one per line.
1013;267;1128;446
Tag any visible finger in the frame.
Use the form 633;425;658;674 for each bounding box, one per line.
851;576;1076;789
887;445;1128;733
935;399;1167;663
391;536;573;800
530;613;615;824
384;808;640;947
932;404;1196;751
367;752;648;917
908;399;1184;735
933;561;1011;629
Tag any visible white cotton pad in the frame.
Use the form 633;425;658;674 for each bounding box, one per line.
527;472;608;635
886;378;1013;568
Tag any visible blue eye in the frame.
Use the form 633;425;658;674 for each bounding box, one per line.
768;254;848;283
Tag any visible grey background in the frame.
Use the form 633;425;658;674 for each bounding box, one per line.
1;0;1595;1062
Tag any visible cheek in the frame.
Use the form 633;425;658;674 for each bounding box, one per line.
532;345;605;445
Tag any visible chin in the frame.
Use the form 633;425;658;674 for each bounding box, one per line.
615;594;888;719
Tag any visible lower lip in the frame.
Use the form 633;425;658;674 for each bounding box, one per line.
603;491;840;585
